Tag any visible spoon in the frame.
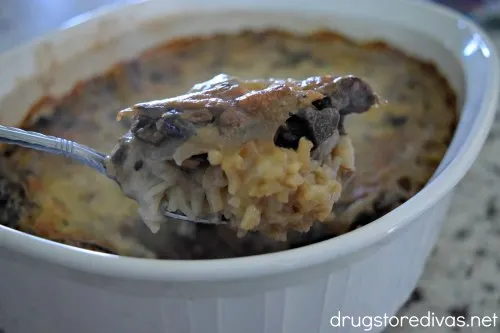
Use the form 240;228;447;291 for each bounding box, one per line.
0;124;222;225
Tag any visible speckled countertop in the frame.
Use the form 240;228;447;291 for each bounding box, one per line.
1;1;500;332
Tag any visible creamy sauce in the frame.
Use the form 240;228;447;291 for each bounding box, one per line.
0;30;457;259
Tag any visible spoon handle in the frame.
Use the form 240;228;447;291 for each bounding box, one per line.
0;125;224;224
0;125;108;175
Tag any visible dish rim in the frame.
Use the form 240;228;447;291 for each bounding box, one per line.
0;0;498;281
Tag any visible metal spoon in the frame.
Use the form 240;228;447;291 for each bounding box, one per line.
0;124;222;225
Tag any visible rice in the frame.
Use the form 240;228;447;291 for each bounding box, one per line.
136;135;354;240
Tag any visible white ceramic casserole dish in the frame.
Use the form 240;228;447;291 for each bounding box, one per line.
0;0;498;332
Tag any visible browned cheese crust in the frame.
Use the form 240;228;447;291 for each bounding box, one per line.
0;30;457;259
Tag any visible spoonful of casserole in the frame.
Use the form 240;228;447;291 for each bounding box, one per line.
0;74;378;240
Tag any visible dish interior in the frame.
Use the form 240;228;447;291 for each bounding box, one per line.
0;11;460;259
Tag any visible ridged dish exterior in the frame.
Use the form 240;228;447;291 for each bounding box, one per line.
0;195;451;333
